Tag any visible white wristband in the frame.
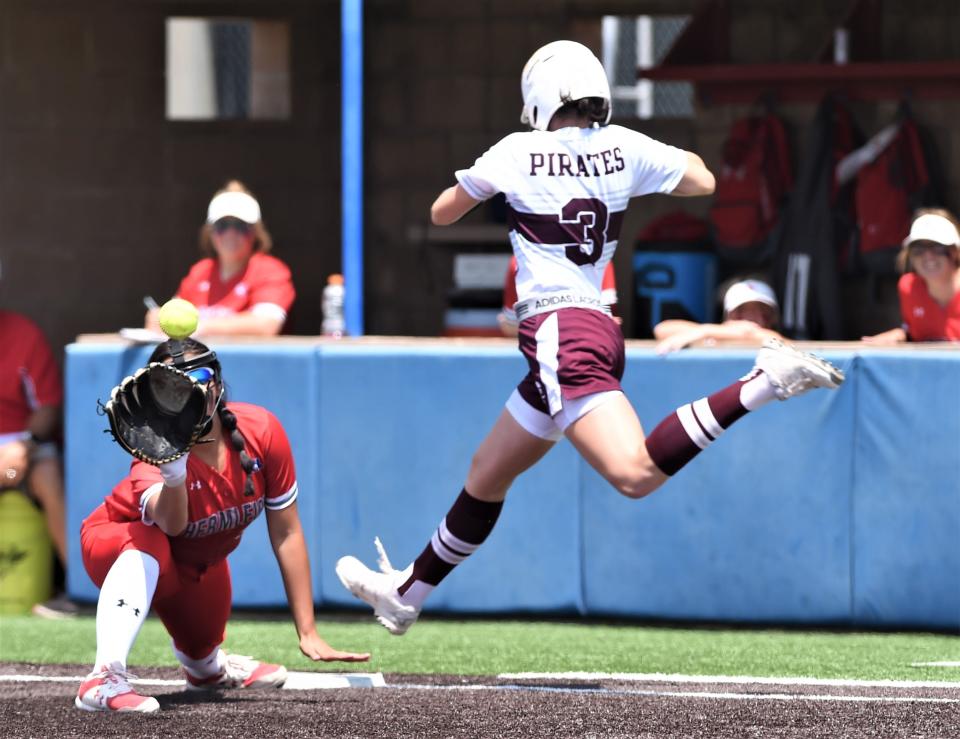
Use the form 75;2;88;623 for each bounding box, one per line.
158;455;189;487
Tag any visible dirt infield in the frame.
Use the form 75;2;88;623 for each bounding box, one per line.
4;663;960;738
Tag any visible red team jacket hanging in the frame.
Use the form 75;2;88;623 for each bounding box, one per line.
709;113;793;256
854;116;931;259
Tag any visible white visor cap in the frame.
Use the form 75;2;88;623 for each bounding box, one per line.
903;213;960;248
723;280;779;314
207;191;261;224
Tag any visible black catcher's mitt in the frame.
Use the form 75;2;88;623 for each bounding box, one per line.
102;362;209;465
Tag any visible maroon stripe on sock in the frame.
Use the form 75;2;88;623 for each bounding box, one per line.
435;529;470;558
690;403;716;441
706;379;750;429
644;411;700;476
399;489;504;592
645;379;753;477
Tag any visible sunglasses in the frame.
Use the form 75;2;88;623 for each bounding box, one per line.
187;366;216;384
909;242;953;258
213;218;253;235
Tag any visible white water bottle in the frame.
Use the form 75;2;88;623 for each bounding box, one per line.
321;273;346;338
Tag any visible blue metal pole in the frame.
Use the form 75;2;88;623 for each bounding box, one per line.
341;0;363;335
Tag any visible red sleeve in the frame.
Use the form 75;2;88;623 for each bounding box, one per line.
600;261;618;314
129;460;163;496
502;256;518;311
898;273;920;339
248;255;296;314
601;261;617;293
176;260;213;306
260;409;298;511
21;318;62;408
103;460;163;522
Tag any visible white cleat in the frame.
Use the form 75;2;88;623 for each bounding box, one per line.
754;338;845;400
184;653;287;691
336;539;420;635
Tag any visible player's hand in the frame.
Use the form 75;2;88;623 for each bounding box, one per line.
655;331;697;355
145;308;161;332
0;440;30;489
861;328;905;345
299;631;370;662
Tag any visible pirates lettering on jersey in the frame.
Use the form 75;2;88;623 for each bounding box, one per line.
182;498;265;539
529;148;625;177
455;124;688;309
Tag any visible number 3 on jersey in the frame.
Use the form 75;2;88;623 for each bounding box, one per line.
560;198;608;266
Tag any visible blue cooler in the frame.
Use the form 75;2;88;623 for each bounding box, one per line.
633;251;717;338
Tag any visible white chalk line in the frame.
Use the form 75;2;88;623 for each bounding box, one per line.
499;671;960;690
5;670;960;704
397;682;960;705
0;671;384;690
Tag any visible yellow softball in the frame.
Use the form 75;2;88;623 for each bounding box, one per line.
158;298;199;340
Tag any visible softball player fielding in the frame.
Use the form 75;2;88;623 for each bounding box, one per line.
75;338;368;713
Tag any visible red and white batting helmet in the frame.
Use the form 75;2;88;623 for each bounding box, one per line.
520;40;612;131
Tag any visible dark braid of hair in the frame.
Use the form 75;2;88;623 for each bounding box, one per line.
554;97;610;125
218;404;258;497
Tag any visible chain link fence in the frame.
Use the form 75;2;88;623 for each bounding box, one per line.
602;15;694;119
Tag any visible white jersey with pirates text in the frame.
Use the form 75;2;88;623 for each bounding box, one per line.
456;125;687;314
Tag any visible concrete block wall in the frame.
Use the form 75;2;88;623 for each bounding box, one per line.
0;0;342;356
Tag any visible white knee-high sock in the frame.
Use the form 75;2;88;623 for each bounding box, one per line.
172;643;226;679
740;371;778;410
93;550;159;671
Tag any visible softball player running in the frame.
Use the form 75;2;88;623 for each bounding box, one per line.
76;339;368;713
336;40;844;636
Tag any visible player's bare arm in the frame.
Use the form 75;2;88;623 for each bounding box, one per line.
862;326;908;344
194;312;284;337
146;480;189;536
267;503;370;662
671;151;716;196
653;319;704;341
0;403;62;484
656;320;784;354
431;183;482;226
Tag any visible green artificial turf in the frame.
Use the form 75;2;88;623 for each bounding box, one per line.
2;612;960;682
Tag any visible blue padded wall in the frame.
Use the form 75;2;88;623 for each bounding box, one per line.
315;344;584;615
63;339;960;630
582;350;856;623
851;352;960;629
65;343;155;601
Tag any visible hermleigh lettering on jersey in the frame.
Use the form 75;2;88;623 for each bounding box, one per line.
182;498;265;538
529;148;626;177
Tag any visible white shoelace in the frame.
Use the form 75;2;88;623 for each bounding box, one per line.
221;653;259;683
87;666;139;700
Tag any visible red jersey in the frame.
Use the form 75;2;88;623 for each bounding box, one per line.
176;252;296;323
102;402;298;569
0;311;62;435
501;256;618;324
898;272;960;341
